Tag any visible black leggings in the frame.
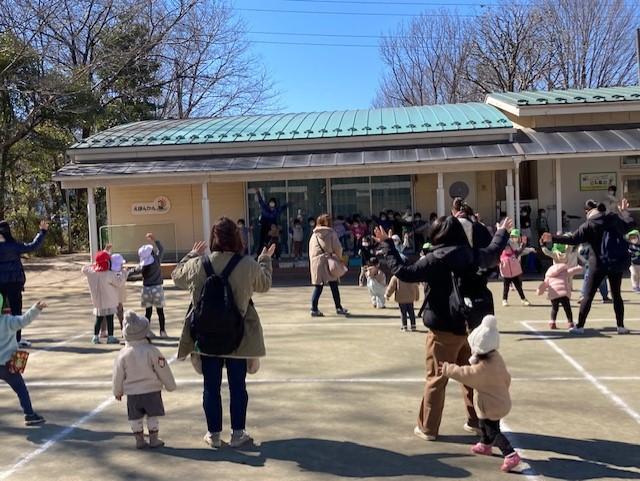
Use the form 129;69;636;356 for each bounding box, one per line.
480;419;515;456
502;276;525;301
579;269;624;328
94;315;114;336
145;307;166;331
311;282;342;312
399;303;416;327
550;296;573;322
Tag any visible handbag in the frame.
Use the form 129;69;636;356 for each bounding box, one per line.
315;236;348;278
7;350;29;374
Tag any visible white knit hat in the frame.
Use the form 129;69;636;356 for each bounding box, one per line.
123;310;150;341
110;253;125;272
138;244;155;267
468;315;500;364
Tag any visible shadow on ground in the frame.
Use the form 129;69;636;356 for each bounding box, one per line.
159;437;471;478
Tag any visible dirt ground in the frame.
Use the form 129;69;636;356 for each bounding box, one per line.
1;254;639;481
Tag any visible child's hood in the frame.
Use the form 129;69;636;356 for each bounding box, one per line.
546;263;569;278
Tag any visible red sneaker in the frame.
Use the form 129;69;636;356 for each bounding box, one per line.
471;442;493;456
501;452;521;472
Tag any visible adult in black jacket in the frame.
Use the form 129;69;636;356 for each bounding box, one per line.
541;199;635;334
375;215;512;441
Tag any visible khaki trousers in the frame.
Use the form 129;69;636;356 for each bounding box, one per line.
417;329;478;436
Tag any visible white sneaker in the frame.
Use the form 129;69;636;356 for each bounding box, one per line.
229;430;254;448
521;299;531;306
159;330;168;338
204;432;222;449
414;426;437;441
569;326;585;334
18;339;32;348
463;422;482;435
91;335;100;344
617;326;631;335
502;300;509;307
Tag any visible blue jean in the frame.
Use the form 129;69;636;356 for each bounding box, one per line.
0;365;34;415
201;357;248;433
581;266;608;299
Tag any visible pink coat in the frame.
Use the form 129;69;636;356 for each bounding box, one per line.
537;264;583;300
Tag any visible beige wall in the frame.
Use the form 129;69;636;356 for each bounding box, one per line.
106;182;246;254
505;110;640;129
414;174;437;217
476;171;496;225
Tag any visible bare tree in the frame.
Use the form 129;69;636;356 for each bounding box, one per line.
465;2;553;95
157;0;276;118
375;10;476;107
541;0;639;89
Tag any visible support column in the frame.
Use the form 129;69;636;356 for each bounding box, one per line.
505;169;515;222
202;183;211;242
514;161;521;229
555;159;562;233
436;172;445;217
87;188;98;260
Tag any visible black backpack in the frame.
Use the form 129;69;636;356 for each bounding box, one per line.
599;224;629;270
190;254;245;355
449;270;495;331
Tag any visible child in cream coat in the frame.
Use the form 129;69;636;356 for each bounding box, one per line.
113;311;176;449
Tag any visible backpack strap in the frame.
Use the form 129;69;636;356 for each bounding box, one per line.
202;255;214;278
221;254;243;279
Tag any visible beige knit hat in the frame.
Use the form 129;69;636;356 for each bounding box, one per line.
468;315;500;364
123;310;150;341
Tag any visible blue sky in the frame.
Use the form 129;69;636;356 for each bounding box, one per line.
234;0;482;113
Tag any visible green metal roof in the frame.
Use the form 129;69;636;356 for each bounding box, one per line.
70;102;511;149
487;85;640;108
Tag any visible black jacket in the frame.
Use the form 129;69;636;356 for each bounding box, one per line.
552;212;635;273
384;228;509;335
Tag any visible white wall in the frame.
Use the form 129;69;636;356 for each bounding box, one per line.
537;156;623;233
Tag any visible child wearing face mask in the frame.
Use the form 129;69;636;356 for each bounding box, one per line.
627;230;640;292
499;229;536;307
366;258;387;308
358;236;375;287
537;244;583;329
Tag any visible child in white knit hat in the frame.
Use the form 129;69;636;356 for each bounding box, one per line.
439;315;522;473
129;233;167;337
113;311;176;449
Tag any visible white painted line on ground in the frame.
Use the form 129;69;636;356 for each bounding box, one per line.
521;318;640;324
500;420;543;480
521;321;640;425
4;375;639;389
27;332;91;358
0;356;177;480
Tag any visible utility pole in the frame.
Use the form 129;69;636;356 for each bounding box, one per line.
637;28;640;85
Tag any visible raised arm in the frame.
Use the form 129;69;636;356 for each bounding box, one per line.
476;228;509;269
17;229;47;254
154;240;164;261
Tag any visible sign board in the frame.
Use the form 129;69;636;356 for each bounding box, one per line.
621;156;640;168
131;196;171;215
579;172;616;192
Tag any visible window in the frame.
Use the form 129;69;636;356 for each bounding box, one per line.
330;175;412;218
371;175;412;215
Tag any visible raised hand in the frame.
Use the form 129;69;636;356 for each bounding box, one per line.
192;241;207;255
373;226;391;243
261;243;277;258
145;232;155;241
540;232;552;244
105;243;113;252
619;198;630;212
39;220;50;231
498;217;514;233
36;300;48;310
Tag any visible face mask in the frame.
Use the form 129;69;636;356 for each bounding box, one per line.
269;202;276;208
362;242;369;247
415;217;421;222
632;238;639;245
380;216;387;221
309;222;315;227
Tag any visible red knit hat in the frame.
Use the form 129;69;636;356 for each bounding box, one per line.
94;251;111;272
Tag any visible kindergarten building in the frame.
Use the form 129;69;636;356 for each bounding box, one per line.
54;85;640;261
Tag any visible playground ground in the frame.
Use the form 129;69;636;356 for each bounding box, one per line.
1;254;639;481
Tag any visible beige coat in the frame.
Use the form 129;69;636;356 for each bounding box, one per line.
82;266;125;311
442;351;512;420
112;340;177;396
309;226;343;285
172;251;272;362
385;275;420;304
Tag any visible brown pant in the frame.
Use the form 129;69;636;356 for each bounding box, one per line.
417;329;478;436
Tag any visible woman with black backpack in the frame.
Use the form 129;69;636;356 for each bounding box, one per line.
374;215;512;442
541;199;635;334
172;217;275;449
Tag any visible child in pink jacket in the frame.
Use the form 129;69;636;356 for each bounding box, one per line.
537;244;583;330
499;229;535;307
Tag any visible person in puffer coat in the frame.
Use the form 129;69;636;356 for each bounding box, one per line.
499;229;535;307
537;253;583;330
